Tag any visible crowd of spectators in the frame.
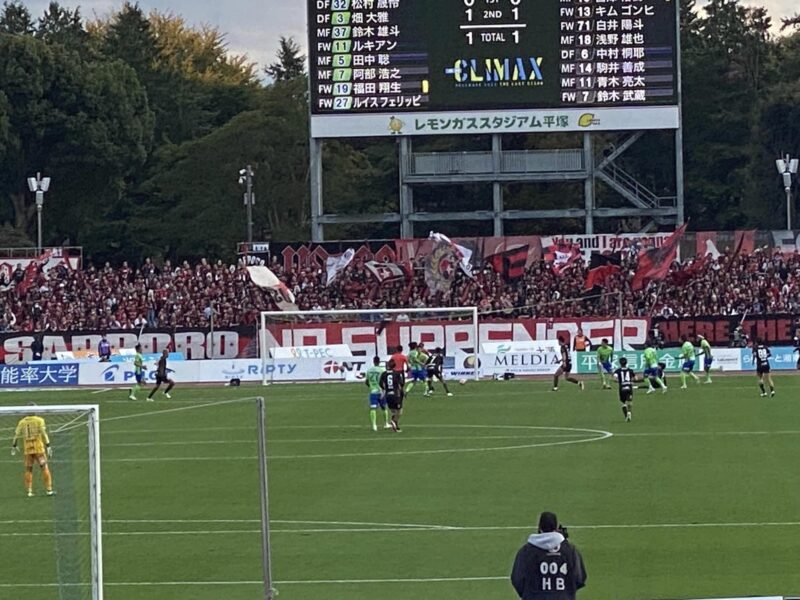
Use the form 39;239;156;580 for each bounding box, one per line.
1;248;799;333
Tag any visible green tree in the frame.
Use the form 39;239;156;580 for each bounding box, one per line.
264;36;305;81
36;1;87;49
0;0;34;35
0;33;153;252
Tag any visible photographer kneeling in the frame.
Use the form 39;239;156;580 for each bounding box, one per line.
511;511;587;599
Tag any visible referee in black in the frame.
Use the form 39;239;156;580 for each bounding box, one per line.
511;511;587;600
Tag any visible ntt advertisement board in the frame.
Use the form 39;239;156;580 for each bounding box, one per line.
308;0;680;137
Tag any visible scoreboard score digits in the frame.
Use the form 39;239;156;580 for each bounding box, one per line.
308;0;680;137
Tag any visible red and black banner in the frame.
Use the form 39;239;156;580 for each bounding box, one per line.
653;315;800;346
488;245;529;281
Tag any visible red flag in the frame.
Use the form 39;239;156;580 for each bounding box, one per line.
545;241;582;276
584;264;621;290
488;245;529;281
631;224;687;291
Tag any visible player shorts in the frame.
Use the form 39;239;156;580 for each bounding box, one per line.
386;394;403;411
618;389;633;404
411;368;427;382
600;361;612;374
155;374;170;385
24;453;46;468
134;372;144;384
704;357;713;369
560;362;572;374
426;368;437;379
644;366;659;378
756;364;771;376
369;392;386;409
682;360;695;372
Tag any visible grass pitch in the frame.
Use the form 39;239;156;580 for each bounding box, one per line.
1;374;799;600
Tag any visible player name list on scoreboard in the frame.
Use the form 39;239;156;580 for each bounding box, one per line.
308;0;677;115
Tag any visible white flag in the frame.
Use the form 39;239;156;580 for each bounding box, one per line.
326;248;355;286
246;266;297;311
429;231;473;278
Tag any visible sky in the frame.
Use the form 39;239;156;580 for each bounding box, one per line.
22;0;799;72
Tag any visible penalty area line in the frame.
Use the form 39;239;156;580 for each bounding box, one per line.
0;576;508;588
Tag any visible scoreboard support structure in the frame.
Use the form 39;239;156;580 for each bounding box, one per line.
310;127;685;240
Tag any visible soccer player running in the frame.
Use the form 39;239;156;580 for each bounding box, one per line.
679;336;700;389
380;359;405;432
596;338;614;389
643;344;667;394
147;349;175;401
128;343;146;400
365;356;390;431
553;336;584;392
425;347;452;397
11;407;55;497
404;342;429;394
696;334;714;384
614;357;637;422
753;339;775;397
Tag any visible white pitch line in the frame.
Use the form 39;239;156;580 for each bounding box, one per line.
91;388;112;394
4;521;800;536
0;577;508;587
100;434;589;448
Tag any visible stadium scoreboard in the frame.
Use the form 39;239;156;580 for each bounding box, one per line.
308;0;680;137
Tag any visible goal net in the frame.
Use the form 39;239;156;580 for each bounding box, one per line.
0;404;102;600
259;307;480;385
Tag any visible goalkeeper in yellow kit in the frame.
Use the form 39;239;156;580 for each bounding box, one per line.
11;411;55;498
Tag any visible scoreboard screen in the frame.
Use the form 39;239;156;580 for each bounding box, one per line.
308;0;680;138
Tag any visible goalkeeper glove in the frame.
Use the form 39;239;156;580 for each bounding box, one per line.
46;445;52;458
11;447;17;457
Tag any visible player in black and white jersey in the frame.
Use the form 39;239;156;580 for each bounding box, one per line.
380;359;405;432
553;336;584;392
424;347;452;397
752;340;775;397
614;357;637;422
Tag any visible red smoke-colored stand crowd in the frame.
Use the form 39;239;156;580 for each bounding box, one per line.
1;249;799;333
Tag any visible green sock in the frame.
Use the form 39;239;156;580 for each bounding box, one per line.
600;374;606;386
655;377;665;388
369;410;377;428
384;409;390;424
405;382;414;393
681;372;687;386
131;384;140;396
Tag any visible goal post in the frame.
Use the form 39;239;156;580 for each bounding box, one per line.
0;404;102;600
259;307;480;385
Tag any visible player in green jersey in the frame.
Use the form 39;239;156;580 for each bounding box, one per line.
679;336;700;389
128;343;146;400
365;357;390;431
596;339;614;389
696;335;714;383
643;345;667;393
405;342;429;394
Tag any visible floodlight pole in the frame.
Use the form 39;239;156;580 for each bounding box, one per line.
776;154;798;230
27;172;51;254
240;165;255;244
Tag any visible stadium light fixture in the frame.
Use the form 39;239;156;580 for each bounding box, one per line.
239;165;255;244
27;172;51;253
776;155;798;230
